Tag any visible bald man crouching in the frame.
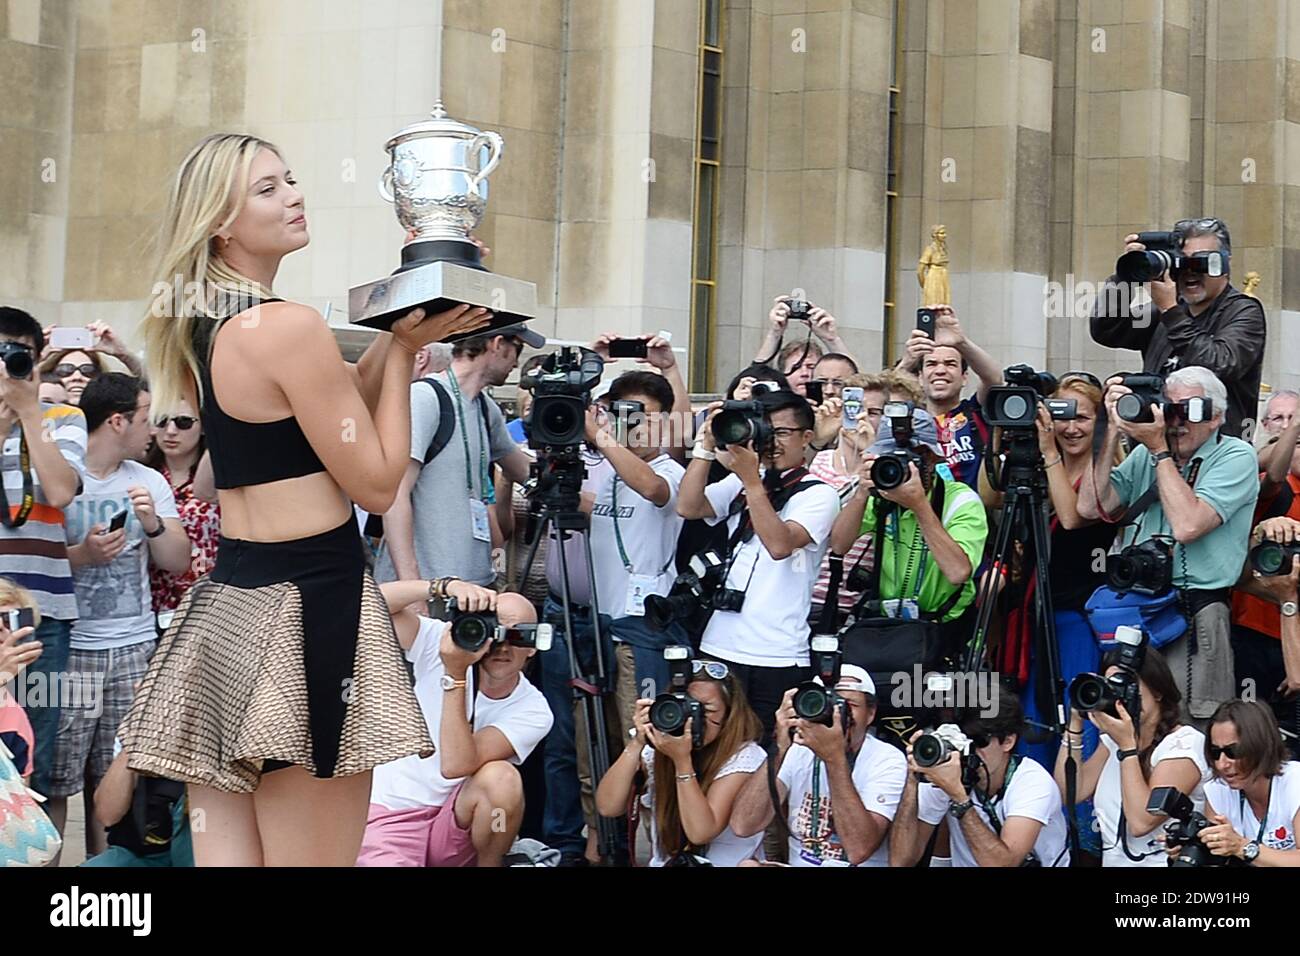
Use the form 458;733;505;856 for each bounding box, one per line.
357;582;554;867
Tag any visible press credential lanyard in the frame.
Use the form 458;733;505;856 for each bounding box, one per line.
447;370;494;543
0;429;34;529
611;472;672;616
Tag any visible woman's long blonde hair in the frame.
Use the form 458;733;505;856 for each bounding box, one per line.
141;133;282;415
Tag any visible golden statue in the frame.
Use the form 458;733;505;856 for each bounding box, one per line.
917;224;951;306
1243;271;1261;298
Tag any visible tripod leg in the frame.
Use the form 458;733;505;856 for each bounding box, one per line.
579;528;620;863
964;492;1020;672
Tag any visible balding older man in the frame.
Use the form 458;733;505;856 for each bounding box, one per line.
358;582;554;867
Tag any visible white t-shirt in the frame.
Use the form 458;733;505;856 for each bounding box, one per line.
918;755;1070;867
1205;760;1300;853
1095;725;1210;867
700;471;841;666
65;461;179;650
588;453;685;622
641;740;766;867
780;735;907;867
370;617;554;811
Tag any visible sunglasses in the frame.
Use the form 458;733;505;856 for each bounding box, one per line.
154;415;197;431
54;363;99;379
691;660;729;680
1208;743;1241;761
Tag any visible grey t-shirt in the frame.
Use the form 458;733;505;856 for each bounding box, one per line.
374;373;516;585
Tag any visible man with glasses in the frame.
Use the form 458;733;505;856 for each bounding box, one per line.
1090;218;1266;439
375;324;542;591
732;666;907;867
678;389;842;745
49;373;191;858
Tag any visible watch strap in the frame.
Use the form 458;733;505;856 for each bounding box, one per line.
1118;748;1140;761
144;518;166;538
948;798;974;819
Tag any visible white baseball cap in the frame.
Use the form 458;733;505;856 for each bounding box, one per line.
814;664;876;696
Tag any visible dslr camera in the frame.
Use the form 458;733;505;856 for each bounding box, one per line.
649;646;705;749
1069;625;1144;719
0;341;34;379
449;600;554;654
645;550;725;632
790;636;849;729
1106;537;1173;595
1116;230;1229;284
912;723;975;769
1148;786;1227;867
1113;372;1212;425
1250;540;1300;577
711;399;773;452
870;401;925;492
984;365;1078;430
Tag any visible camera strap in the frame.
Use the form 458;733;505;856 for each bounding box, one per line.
0;428;35;529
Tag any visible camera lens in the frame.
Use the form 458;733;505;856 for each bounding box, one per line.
650;696;686;734
541;403;578;439
913;733;948;768
1068;673;1108;712
871;454;907;491
1107;554;1138;590
712;409;755;448
792;685;828;720
1252;542;1286;576
1001;393;1030;422
3;350;32;379
452;616;490;652
1116;393;1148;423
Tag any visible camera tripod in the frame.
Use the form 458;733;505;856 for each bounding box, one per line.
519;450;621;866
963;430;1079;859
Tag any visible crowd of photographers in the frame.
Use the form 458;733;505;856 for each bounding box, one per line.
4;216;1300;869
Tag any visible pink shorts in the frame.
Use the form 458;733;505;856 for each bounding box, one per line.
355;784;476;867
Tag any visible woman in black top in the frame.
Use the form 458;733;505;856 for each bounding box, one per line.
121;133;488;866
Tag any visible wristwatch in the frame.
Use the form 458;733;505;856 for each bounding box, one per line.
144;518;166;538
1282;601;1298;618
1150;450;1173;468
439;674;468;692
948;797;974;820
1118;748;1140;761
1242;840;1260;864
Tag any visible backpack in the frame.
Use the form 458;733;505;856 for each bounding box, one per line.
362;378;492;541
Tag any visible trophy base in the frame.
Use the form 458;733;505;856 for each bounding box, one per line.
348;258;538;337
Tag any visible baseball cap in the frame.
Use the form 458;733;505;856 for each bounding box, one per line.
813;664;876;696
493;322;546;349
867;405;944;457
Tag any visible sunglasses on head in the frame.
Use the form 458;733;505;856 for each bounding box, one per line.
691;660;729;680
1208;743;1241;761
54;363;99;379
1061;371;1103;390
155;415;197;431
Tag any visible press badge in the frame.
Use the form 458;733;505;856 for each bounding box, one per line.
881;599;920;620
625;574;656;617
469;499;491;543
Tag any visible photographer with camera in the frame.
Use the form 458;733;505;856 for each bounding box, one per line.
595;650;766;866
891;685;1070;867
1235;518;1300;757
375;325;541;590
1054;627;1210;866
677;389;841;743
1080;366;1260;723
1181;699;1300;866
830;405;988;646
754;296;856;400
730;660;906;866
359;581;553;867
1089;219;1265;438
897;305;1003;490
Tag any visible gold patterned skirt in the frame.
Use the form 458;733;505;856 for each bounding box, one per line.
120;520;433;793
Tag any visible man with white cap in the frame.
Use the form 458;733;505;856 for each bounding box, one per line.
829;403;988;648
731;664;906;866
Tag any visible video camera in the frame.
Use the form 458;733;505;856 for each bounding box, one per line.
791;636;849;728
449;600;555;653
984;365;1078;430
870;401;924;492
1107;538;1173;595
1116;230;1229;284
649;646;705;749
1112;372;1213;425
1147;786;1228;867
1068;625;1144;719
644;550;726;632
522;346;605;450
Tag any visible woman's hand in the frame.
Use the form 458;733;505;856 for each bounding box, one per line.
1036;403;1058;458
0;623;41;681
630;698;653;750
648;718;695;767
813;397;843;449
85;322;125;357
391;304;492;353
1087;700;1137;751
731;377;757;402
1198;816;1249;859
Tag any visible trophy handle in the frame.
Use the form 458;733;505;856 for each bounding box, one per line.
378;166;395;203
468;132;504;190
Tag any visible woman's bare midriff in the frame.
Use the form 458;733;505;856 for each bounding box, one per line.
207;307;354;543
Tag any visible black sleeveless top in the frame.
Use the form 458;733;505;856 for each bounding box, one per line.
194;296;326;490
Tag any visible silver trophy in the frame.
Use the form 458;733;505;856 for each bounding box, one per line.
349;102;537;334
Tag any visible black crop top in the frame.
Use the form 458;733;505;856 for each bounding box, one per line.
194;296;326;490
